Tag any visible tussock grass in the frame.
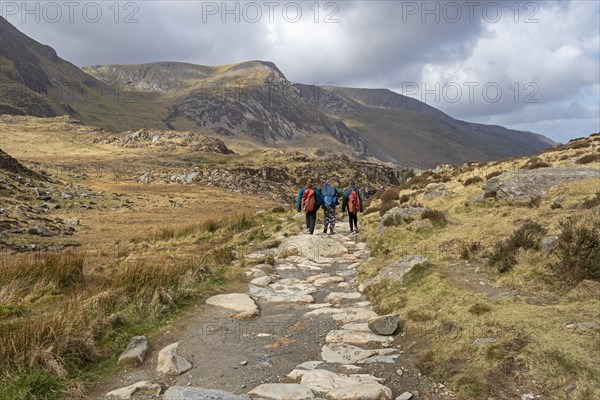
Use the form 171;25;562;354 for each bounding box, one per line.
0;251;84;303
0;212;273;398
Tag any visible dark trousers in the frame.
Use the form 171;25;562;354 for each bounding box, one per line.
305;209;317;234
349;212;358;232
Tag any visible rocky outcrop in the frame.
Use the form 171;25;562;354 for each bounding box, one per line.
99;129;234;154
483;168;600;202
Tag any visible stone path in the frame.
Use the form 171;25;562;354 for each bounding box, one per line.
101;222;453;400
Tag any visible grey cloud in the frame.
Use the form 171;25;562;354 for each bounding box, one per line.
3;0;598;142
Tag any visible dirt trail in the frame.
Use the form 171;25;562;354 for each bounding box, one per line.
93;220;454;399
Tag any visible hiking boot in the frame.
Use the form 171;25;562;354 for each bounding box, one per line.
330;228;335;235
323;227;328;234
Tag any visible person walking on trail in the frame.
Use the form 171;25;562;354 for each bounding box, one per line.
342;181;364;235
296;178;322;235
320;180;339;235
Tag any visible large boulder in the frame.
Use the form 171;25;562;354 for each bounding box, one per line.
482;168;600;202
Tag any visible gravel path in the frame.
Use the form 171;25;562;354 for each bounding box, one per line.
97;222;454;400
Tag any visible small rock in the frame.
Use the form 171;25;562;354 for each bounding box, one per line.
65;217;80;226
396;393;413;400
117;335;148;366
566;322;597;330
163;386;248;400
540;236;559;254
473;338;496;347
368;314;400;336
396;369;403;376
27;225;55;237
248;383;314;399
105;381;160;399
250;276;272;286
157;343;192;376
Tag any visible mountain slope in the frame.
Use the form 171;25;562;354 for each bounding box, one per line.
1;16;554;164
296;85;556;165
84;61;370;154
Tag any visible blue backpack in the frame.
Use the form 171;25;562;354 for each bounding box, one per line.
321;184;337;208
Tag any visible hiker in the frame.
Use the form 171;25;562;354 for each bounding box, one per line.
296;178;322;235
320;180;340;235
342;181;364;234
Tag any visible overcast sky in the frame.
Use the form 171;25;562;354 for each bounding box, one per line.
3;0;599;142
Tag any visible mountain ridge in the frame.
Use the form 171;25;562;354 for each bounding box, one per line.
1;16;555;164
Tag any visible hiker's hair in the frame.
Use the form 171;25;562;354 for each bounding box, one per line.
349;180;355;186
307;178;313;187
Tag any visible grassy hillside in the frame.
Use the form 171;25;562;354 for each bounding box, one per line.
357;133;600;399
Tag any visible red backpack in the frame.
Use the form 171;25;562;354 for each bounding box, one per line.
348;189;361;213
301;187;316;212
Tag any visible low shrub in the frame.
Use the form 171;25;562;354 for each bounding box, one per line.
528;195;542;208
469;302;492;316
460;241;482;260
549;216;600;283
488;220;546;273
567;141;591;150
581;191;600;209
421;209;448;227
576;154;600;165
485;171;503;180
399;194;411;204
522;157;550;170
463;176;484;186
